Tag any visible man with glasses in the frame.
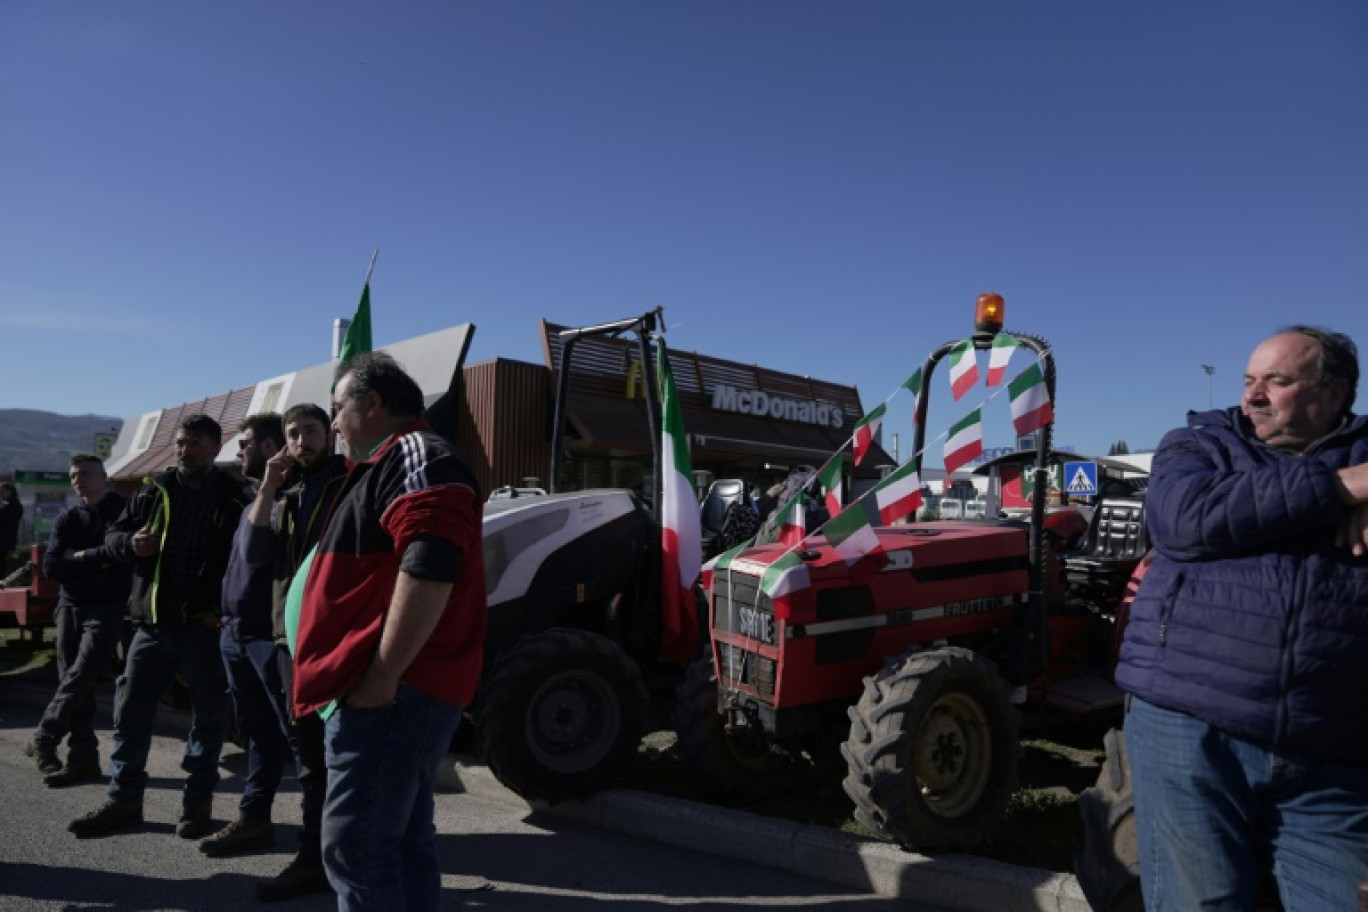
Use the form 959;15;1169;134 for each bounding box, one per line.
294;353;486;911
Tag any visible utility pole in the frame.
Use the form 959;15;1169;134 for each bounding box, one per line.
1201;364;1215;409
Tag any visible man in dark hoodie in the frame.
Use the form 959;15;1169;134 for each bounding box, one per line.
196;413;286;860
1117;326;1368;910
24;454;131;786
69;413;250;840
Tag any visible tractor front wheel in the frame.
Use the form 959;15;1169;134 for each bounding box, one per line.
672;656;797;800
476;628;647;802
841;646;1018;850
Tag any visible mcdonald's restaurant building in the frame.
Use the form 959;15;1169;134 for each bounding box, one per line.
465;321;893;500
105;318;892;502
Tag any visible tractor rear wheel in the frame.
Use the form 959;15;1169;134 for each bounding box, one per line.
1075;727;1283;911
672;656;797;800
477;627;647;802
841;646;1018;850
1076;727;1143;912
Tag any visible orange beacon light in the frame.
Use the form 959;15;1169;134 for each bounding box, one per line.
974;293;1005;335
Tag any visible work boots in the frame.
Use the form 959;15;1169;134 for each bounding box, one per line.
199;816;274;857
23;739;61;776
256;854;331;903
43;760;103;788
68;800;144;838
176;798;214;839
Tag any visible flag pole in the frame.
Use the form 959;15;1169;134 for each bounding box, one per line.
364;247;379;285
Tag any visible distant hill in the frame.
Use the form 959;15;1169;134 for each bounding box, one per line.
0;409;123;475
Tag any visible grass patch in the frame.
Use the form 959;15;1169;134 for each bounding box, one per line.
0;624;56;676
993;787;1085;871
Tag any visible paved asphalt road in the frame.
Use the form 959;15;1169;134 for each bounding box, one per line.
0;696;950;912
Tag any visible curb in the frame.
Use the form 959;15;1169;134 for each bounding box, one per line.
450;759;1091;912
4;667;1091;912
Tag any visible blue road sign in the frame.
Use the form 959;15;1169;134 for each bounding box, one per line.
1064;461;1098;496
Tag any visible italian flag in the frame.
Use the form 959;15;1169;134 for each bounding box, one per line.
706;541;747;574
817;460;844;516
824;499;882;566
948;340;980;401
944;407;983;476
852;403;885;467
702;540;747;600
874;459;923;525
773;492;806;548
901;366;924;428
1009;361;1055;437
760;549;811;599
985;334;1019;387
657;337;702;667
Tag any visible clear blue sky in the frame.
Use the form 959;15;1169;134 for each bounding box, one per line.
3;2;1365;460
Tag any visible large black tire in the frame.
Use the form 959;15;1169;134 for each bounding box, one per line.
841;646;1019;850
1076;727;1143;912
672;656;798;800
476;627;647;802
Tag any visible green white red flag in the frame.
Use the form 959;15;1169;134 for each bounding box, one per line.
944;407;983;476
873;459;922;525
706;541;746;573
985;334;1019;387
948;340;979;400
760;549;811;599
773;492;806;548
1008;361;1054;437
852;403;885;466
817;460;844;516
824;499;882;566
656;337;702;666
901;366;924;428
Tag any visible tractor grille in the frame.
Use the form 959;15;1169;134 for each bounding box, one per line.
712;571;776;644
713;570;766;620
717;641;776;700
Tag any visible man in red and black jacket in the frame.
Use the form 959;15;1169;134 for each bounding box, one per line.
292;351;485;912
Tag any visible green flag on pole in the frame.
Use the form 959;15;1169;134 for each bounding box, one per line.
336;285;372;375
334;250;377;391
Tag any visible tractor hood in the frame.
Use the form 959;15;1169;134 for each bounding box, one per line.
483;489;650;608
711;521;1029;588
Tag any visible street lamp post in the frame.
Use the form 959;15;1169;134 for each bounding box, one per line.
1201;364;1215;409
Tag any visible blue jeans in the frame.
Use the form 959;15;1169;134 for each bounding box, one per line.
321;684;461;912
1127;696;1368;910
35;601;123;766
278;647;327;862
108;624;229;806
220;629;290;821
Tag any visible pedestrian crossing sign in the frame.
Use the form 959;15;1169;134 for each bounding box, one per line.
1064;461;1098;496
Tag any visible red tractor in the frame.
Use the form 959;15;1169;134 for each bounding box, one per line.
676;295;1150;852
